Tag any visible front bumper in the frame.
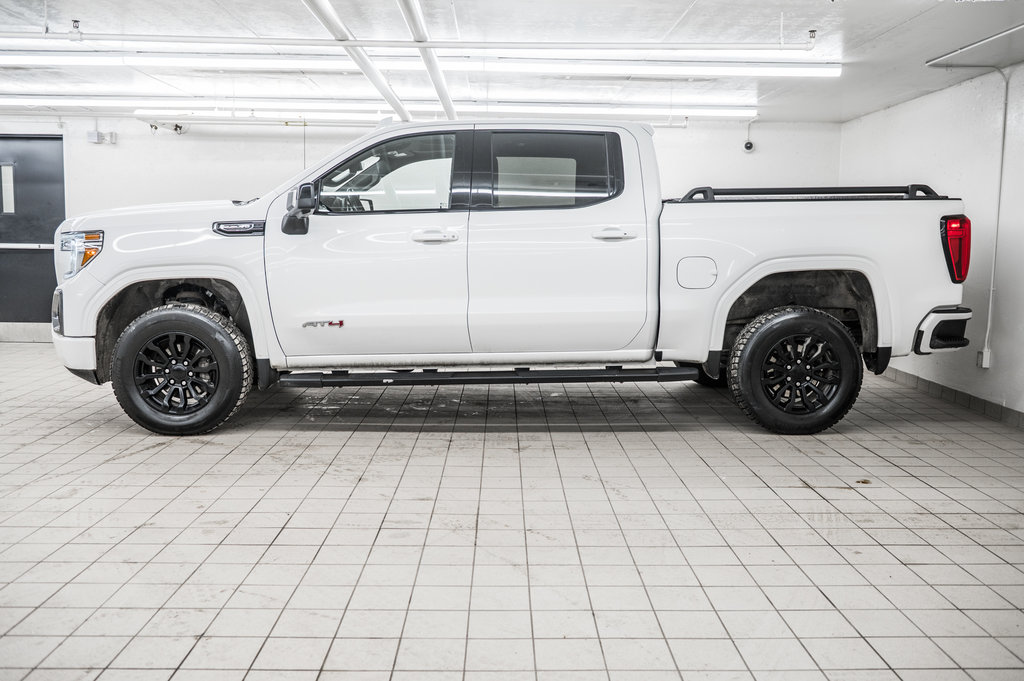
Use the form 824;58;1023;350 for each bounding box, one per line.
52;331;99;382
914;307;972;355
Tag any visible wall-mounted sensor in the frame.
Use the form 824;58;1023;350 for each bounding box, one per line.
743;140;754;153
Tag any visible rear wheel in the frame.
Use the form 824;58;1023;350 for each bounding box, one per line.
728;306;862;435
111;303;252;435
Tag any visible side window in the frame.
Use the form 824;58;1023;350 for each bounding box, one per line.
490;132;619;209
318;133;455;213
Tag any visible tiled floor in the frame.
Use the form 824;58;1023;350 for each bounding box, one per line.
2;341;1024;681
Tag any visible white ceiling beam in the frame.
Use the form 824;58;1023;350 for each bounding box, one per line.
298;0;411;121
395;0;457;120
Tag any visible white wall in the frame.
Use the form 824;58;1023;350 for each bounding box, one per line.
839;65;1024;413
654;121;840;198
0;117;366;216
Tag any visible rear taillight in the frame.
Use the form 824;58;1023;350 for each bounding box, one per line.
940;214;971;283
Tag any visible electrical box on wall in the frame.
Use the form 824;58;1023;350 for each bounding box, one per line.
86;130;116;145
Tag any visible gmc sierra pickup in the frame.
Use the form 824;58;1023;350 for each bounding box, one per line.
51;120;973;436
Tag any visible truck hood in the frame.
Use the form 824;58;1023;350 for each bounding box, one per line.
57;199;269;234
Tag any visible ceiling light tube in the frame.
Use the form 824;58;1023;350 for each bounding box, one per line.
0;52;359;71
134;109;391;122
433;59;841;78
460;103;757;117
0;96;425;111
0;52;839;78
0;29;818;52
0;96;755;119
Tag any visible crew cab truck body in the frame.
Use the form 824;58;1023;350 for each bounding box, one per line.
51;120;973;436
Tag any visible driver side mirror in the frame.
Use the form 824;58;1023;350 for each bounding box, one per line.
296;183;316;211
283;182;316;235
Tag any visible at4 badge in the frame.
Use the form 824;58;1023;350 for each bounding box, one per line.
302;320;345;328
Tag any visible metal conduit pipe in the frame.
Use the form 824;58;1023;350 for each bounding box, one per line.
299;0;411;121
926;24;1023;369
978;66;1010;369
396;0;457;120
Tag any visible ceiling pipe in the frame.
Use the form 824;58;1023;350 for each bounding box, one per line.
396;0;457;120
298;0;411;121
924;21;1024;67
0;29;818;52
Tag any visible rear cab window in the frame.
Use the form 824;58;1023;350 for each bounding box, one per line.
485;131;624;210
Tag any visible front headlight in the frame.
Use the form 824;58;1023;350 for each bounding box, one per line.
59;231;103;280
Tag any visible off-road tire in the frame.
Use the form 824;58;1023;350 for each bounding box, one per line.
728;306;862;435
111;303;252;435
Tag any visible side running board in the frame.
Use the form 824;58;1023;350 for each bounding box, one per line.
279;366;700;388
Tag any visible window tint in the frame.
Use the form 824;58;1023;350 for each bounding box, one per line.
318;133;455;213
490;132;616;209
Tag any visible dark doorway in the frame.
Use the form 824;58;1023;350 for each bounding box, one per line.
0;136;65;324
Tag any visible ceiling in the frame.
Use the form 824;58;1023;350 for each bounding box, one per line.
0;0;1022;127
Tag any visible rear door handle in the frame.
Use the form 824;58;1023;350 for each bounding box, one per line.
412;229;460;243
591;228;637;241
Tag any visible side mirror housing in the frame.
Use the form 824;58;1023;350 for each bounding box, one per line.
296;183;316;211
282;182;316;235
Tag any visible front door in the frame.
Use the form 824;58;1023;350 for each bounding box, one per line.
467;129;649;353
265;130;472;358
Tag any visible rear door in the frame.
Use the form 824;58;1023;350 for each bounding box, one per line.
466;127;649;353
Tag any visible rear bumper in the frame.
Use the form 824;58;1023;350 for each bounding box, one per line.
914;307;972;354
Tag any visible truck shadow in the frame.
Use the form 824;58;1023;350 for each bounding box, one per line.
229;382;750;434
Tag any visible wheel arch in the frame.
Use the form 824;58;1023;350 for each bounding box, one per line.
93;276;263;385
710;260;893;373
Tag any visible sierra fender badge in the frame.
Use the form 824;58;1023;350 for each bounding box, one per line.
302;320;345;328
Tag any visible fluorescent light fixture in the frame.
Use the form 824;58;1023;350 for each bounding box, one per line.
131;104;754;121
460;103;757;118
0;51;840;78
0;96;754;119
433;59;841;78
133;109;391;122
0;52;359;71
435;48;826;61
0;96;415;111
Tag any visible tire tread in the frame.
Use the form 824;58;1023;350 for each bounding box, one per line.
111;303;252;435
728;305;862;434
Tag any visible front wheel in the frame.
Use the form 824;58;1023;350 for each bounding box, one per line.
111;303;252;435
728;306;862;435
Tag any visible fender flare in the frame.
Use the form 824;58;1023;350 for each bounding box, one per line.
83;265;283;363
708;256;893;352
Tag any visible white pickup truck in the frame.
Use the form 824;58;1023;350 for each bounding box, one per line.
51;120;973;436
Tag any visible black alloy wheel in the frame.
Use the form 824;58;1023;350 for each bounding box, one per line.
758;333;842;413
111;303;252;435
728;306;862;435
133;332;219;415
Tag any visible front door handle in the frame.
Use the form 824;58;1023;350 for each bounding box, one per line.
591;228;637;241
412;229;460;243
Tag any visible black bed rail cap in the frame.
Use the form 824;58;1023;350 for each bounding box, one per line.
668;184;947;203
